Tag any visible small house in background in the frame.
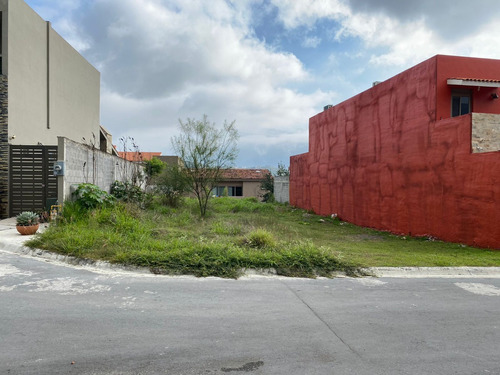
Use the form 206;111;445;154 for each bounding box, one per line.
290;55;500;249
214;169;270;199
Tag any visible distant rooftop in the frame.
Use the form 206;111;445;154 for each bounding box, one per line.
220;169;270;180
118;151;161;161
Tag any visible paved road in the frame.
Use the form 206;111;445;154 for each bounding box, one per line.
1;248;499;375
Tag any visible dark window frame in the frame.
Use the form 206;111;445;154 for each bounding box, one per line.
451;89;472;117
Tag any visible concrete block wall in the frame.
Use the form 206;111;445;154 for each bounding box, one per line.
58;137;144;203
274;176;289;203
0;76;7;218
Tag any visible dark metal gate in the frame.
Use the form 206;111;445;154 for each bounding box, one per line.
9;145;58;216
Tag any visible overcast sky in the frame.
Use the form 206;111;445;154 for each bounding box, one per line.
26;0;500;168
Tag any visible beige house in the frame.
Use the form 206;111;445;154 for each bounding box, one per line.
0;0;101;146
0;0;108;217
213;169;270;199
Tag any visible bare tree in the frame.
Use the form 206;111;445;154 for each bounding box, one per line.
118;136;145;186
172;114;238;217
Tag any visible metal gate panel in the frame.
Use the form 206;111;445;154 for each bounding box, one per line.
9;145;58;216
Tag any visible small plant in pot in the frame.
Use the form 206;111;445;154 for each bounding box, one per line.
16;211;40;235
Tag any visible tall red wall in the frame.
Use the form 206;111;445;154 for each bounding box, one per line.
290;55;500;249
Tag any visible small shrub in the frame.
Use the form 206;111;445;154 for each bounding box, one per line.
263;192;275;203
156;186;183;208
260;172;274;202
16;211;39;226
73;183;115;210
110;180;144;203
243;229;276;249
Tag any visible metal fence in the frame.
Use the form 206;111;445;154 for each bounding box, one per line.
9;145;58;216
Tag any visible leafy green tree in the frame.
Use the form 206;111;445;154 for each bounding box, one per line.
172;115;238;216
144;157;165;179
276;162;290;176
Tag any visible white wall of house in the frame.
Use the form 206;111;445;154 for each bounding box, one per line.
0;0;100;147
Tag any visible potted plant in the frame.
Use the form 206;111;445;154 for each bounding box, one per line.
16;211;40;235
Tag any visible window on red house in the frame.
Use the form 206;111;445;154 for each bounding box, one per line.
451;90;471;117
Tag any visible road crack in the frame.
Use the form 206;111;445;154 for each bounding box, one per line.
282;281;362;359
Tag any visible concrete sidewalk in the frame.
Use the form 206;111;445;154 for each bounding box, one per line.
0;217;50;249
1;217;500;279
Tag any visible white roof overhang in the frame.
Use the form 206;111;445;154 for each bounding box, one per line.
447;78;500;88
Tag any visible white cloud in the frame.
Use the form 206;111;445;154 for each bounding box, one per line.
269;0;349;29
80;0;309;98
271;0;500;69
302;36;321;48
75;0;332;165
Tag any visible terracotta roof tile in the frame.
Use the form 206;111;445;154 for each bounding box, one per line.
118;151;161;161
220;168;271;180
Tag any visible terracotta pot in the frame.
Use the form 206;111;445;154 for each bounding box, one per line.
16;224;39;235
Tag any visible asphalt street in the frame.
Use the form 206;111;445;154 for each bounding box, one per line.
1;247;499;375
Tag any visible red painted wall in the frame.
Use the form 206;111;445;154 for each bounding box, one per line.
290;55;500;249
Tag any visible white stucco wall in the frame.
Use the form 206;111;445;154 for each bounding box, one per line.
2;0;100;146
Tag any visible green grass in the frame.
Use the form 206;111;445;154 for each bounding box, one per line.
26;198;500;278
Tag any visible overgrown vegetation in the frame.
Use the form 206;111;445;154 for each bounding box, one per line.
110;181;145;204
26;195;500;279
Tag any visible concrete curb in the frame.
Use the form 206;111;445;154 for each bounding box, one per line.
1;227;500;279
367;267;500;278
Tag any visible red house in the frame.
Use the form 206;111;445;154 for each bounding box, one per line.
290;55;500;249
